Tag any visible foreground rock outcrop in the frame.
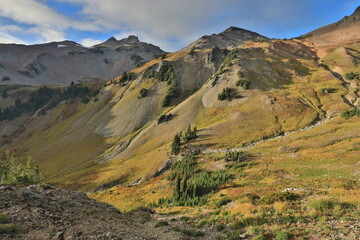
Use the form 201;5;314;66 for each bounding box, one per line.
0;185;181;240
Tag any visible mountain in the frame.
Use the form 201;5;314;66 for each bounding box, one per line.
304;6;360;46
1;7;360;239
0;36;163;85
186;26;268;49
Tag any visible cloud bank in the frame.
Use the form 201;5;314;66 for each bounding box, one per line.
0;0;358;50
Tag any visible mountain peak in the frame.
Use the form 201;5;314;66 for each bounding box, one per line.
123;35;140;43
223;26;245;33
351;6;360;17
106;36;117;42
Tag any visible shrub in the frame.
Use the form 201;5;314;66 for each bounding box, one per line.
181;229;205;237
1;76;10;81
340;108;360;119
345;72;359;80
236;79;250;89
309;199;354;215
225;151;249;162
214;197;231;208
155;221;169;228
158;113;172;124
216;223;225;231
275;231;289;240
259;192;299;205
0;214;8;224
0;151;43;185
321;88;336;93
233;216;263;228
218;88;240;101
0;224;21;234
138;88;147;98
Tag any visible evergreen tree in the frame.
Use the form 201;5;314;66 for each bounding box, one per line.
171;133;181;155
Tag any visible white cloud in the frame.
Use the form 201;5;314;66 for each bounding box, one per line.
0;0;99;44
0;0;357;50
79;38;102;47
0;25;26;44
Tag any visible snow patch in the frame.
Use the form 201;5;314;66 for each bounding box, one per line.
57;44;68;48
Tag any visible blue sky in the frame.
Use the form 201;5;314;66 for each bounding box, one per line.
0;0;358;51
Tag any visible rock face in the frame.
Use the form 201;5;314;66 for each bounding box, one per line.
0;185;181;240
0;36;163;85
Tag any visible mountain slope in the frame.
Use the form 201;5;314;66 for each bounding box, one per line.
0;36;163;85
304;6;360;46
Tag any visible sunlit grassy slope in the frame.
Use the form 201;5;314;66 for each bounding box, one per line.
1;39;359;200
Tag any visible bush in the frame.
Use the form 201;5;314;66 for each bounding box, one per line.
0;224;21;235
275;231;289;240
0;214;8;224
216;223;226;231
218;88;240;101
0;151;43;185
214;197;231;208
321;88;335;93
181;229;205;237
259;192;299;205
1;76;10;81
158;113;172;124
233;217;263;228
155;221;169;228
345;72;359;80
225;151;249;162
236;79;250;89
138;88;147;98
340;108;360;119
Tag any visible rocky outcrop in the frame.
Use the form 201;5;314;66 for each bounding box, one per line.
0;185;181;240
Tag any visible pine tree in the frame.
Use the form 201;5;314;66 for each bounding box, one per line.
171;133;181;155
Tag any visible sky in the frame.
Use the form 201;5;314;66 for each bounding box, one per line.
0;0;358;51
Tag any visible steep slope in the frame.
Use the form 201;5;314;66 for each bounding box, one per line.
0;36;163;85
304;6;360;46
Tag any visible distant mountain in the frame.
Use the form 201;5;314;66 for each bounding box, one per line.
0;36;163;85
304;6;360;46
185;26;268;50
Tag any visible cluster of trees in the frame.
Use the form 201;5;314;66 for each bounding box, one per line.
225;151;249;162
154;64;177;107
236;79;250;89
1;76;10;81
171;125;198;155
345;72;359;80
158;113;173;124
218;88;240;101
138;88;147;98
321;88;336;94
119;71;135;83
0;151;43;185
0;82;99;121
341;108;360;119
155;155;234;207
